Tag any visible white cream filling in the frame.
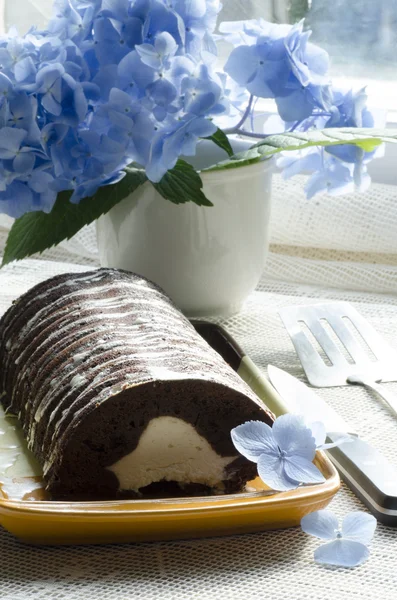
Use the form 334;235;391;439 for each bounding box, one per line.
107;416;237;491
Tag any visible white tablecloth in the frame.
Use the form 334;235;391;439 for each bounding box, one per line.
0;175;396;600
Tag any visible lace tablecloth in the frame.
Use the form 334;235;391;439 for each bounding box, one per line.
0;175;396;600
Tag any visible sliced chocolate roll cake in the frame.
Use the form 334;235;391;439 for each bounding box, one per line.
0;268;273;500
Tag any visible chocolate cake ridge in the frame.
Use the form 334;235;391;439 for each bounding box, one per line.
5;288;179;376
34;346;189;454
0;270;164;368
0;270;109;351
5;296;184;415
10;282;170;349
16;308;187;432
0;269;163;351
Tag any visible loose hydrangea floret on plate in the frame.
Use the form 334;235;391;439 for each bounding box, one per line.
231;414;326;492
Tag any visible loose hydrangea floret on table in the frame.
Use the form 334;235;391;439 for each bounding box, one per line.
301;509;377;567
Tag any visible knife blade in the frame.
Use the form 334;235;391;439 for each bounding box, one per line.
268;365;397;526
267;365;357;435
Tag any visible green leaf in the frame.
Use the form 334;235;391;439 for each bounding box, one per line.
2;167;147;266
205;128;234;157
205;128;397;172
152;159;213;207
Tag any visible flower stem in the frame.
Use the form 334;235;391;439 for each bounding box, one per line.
289;119;304;132
224;94;255;134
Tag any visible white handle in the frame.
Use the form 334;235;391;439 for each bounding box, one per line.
348;375;397;417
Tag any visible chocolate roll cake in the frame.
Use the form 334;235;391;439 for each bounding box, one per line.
0;268;273;500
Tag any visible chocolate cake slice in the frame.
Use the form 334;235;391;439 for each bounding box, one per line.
0;268;273;500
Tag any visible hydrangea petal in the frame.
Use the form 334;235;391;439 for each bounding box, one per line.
314;539;370;568
36;64;65;90
231;420;277;462
224;45;259;87
0;127;26;158
42;92;62;116
185;117;216;138
118;50;156;89
123;16;143;47
0;49;13;70
29;170;54;193
0;180;33;218
8;94;34;131
176;0;206;19
102;0;129;20
13;152;35;173
0;73;12;96
147;79;177;106
257;453;297;491
72;85;89;124
304;171;327;199
306;421;326;448
301;510;339;540
284;454;325;485
155;32;178;57
278;150;322;180
14;57;36;83
303;43;330;85
276;88;314;122
143;1;185;48
342;512;377;545
136;43;162;70
272;413;316;460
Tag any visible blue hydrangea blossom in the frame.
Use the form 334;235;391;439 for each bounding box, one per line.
0;0;227;215
0;1;382;218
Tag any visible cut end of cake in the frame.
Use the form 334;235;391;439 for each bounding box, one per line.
107;416;238;494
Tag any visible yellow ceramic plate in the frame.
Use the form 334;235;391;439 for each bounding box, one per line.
0;321;340;545
0;406;340;545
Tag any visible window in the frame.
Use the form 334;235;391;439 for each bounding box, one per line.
217;0;397;114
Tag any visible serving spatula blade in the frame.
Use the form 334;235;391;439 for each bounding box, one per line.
279;302;397;387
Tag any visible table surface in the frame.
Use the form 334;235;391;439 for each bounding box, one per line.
0;255;396;600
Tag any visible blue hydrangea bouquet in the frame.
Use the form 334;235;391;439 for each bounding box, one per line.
0;0;396;265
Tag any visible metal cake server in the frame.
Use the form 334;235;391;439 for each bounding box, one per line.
279;302;397;417
268;365;397;526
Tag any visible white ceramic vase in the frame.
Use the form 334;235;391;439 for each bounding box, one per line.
97;140;274;317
